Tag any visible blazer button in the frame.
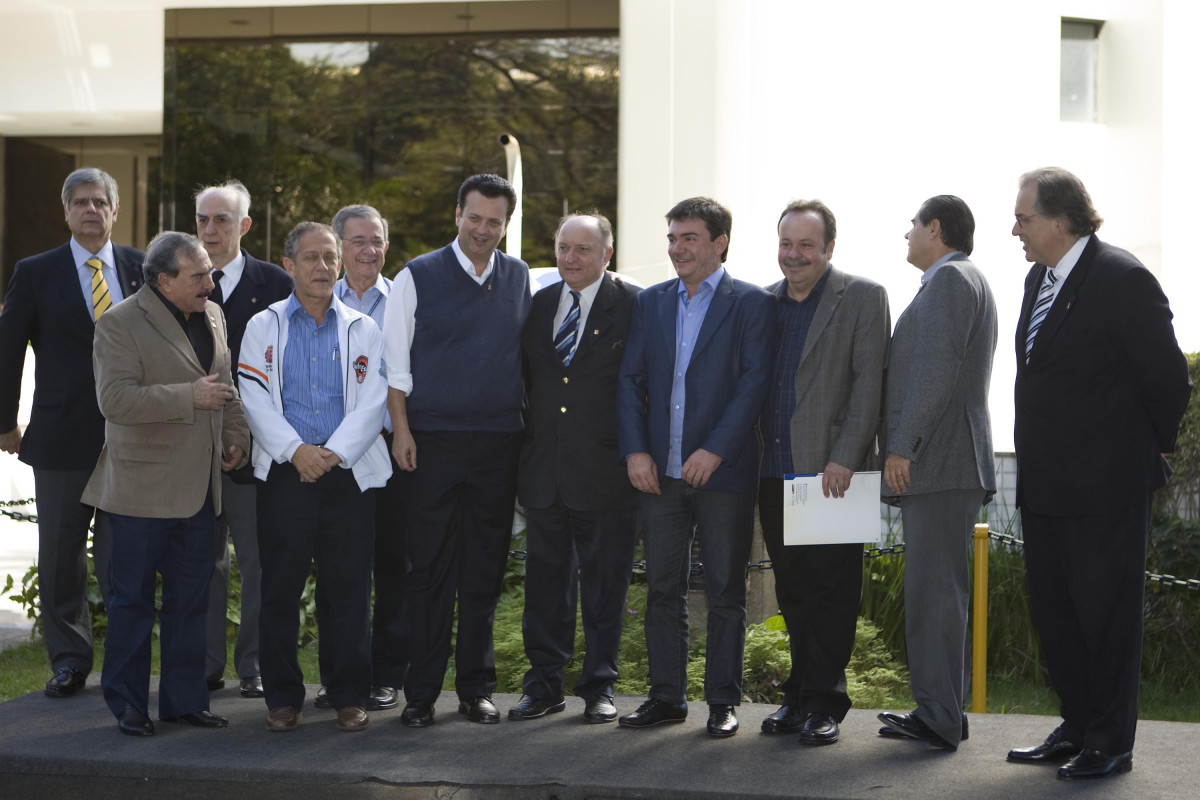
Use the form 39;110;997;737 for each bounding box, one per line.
560;406;567;413
562;376;569;384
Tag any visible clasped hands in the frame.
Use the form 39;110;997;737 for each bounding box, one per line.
291;443;343;483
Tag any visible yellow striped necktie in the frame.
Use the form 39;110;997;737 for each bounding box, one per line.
86;256;112;320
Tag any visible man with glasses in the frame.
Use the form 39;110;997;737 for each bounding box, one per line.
0;168;143;700
194;180;293;700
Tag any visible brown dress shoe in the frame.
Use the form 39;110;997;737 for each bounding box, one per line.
265;706;302;732
337;706;370;731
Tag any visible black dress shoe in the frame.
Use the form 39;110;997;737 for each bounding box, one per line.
761;703;805;735
707;705;739;737
368;685;399;711
459;696;500;724
1057;749;1133;780
879;713;968;741
508;694;566;720
118;704;155;737
797;712;839;745
313;685;331;709
44;667;87;698
206;678;225;692
877;711;956;750
239;677;264;698
164;710;229;728
583;696;618;724
618;697;687;728
1007;724;1082;763
399;701;435;728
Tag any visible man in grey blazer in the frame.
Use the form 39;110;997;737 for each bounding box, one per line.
758;200;889;745
877;195;997;751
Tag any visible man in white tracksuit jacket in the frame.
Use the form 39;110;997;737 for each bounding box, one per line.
237;221;390;733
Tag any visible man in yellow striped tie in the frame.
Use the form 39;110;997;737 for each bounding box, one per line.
0;167;144;700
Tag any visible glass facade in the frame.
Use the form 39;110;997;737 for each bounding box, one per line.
163;32;619;270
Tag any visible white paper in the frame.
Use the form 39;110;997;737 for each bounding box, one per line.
782;471;882;546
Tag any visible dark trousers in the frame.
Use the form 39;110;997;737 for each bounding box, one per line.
401;429;521;703
641;477;754;706
33;467;111;674
257;462;374;711
204;474;261;681
521;499;637;701
1021;498;1150;754
317;444;408;689
101;495;215;720
758;477;861;721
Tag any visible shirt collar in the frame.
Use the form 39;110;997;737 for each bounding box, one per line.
776;265;831;303
214;249;246;284
677;265;725;298
70;237;116;270
1049;235;1089;283
559;273;605;306
286;292;339;324
450;237;496;280
335;271;390;301
921;251;964;285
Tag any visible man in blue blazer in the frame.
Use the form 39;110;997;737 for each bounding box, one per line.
1007;168;1190;780
0;168;143;699
194;180;293;699
617;197;775;737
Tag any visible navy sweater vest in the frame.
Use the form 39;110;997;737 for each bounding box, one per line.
406;246;531;432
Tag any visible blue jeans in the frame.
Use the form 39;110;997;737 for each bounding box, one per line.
640;477;754;705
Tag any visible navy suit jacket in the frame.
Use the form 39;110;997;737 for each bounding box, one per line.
220;249;293;371
1014;235;1191;515
519;273;640;512
617;270;776;494
0;241;143;470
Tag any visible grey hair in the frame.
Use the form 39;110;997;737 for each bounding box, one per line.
284;221;340;262
194;180;252;221
61;168;119;208
143;231;207;289
332;204;389;241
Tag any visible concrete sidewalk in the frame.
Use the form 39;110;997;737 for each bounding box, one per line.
0;681;1195;800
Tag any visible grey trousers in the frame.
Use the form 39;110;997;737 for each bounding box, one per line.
204;474;261;681
897;488;986;747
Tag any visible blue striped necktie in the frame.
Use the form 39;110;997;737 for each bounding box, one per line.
1024;268;1058;363
554;290;581;366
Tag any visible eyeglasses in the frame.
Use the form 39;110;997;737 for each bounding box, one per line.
1014;213;1042;230
342;237;386;249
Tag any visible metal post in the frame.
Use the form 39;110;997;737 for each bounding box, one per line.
498;133;523;261
972;523;989;713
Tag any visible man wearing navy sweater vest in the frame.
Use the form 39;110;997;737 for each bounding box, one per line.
382;174;532;727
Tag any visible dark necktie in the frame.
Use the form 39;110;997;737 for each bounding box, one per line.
554;290;581;366
210;269;225;307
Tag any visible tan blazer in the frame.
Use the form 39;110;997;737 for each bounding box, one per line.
83;285;250;518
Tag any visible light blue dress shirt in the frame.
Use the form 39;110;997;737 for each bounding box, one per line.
281;294;345;445
667;266;725;478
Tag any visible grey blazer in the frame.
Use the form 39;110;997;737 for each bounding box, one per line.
768;266;890;474
882;257;997;500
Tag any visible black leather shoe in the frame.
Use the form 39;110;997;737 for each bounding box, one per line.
761;703;805;735
206;678;225;692
368;685;399;711
1007;724;1082;763
44;667;87;698
877;711;956;750
797;711;839;745
239;677;264;698
118;704;155;737
707;705;739;737
879;713;968;741
459;696;500;724
619;697;687;728
399;701;435;728
165;710;229;728
584;696;618;724
313;685;331;709
508;694;566;720
1058;749;1133;780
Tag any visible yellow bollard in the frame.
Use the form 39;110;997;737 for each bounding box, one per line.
972;523;989;714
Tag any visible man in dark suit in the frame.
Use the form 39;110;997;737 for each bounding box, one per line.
877;195;997;751
616;197;775;737
0;168;143;698
507;212;639;724
1006;168;1190;780
82;231;250;736
382;174;531;727
757;200;890;745
195;180;293;699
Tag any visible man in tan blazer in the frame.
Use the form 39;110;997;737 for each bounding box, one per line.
83;231;250;737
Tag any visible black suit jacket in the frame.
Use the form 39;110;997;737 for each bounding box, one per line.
518;273;640;512
1014;235;1191;515
220;249;293;370
0;241;143;469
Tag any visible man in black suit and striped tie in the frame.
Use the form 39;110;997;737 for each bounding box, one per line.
0;168;143;698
